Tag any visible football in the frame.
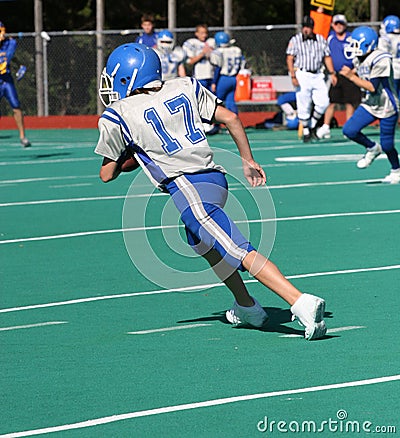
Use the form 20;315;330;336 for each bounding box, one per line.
120;154;140;172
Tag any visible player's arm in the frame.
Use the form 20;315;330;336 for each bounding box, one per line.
99;157;121;182
178;63;186;77
339;66;375;92
213;105;266;187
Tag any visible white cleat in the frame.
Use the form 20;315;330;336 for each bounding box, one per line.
226;297;268;328
357;143;382;169
382;169;400;184
291;293;327;340
316;124;331;139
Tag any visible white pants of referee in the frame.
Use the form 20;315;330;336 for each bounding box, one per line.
295;70;329;125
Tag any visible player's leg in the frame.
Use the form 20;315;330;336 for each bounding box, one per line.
242;251;327;340
343;106;381;168
379;114;400;183
4;79;30;147
223;77;238;115
166;171;268;327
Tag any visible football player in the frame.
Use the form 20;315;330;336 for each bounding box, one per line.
211;31;245;116
342;26;400;183
154;30;186;81
0;21;30;147
378;15;400;99
95;43;327;340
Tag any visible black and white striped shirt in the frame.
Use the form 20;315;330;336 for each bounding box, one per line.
286;33;330;72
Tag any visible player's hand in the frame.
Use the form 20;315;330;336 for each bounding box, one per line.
242;159;266;187
291;76;299;87
339;65;354;79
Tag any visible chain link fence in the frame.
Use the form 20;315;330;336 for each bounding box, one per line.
2;23;377;117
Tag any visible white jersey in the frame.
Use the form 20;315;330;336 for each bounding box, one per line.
182;37;216;80
95;77;225;189
154;46;186;81
378;32;400;79
212;46;244;76
353;49;399;118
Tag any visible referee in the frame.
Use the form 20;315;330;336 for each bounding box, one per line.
286;15;337;142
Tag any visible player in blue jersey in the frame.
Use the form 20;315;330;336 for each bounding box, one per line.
95;43;327;340
135;14;158;48
0;22;30;147
342;26;400;184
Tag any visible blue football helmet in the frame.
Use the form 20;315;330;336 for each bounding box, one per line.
344;26;378;60
157;30;174;52
214;31;230;47
99;43;162;107
382;15;400;34
286;117;299;130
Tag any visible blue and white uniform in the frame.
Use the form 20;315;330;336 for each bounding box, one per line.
154;46;186;81
343;49;400;169
95;77;254;269
378;29;400;96
212;45;244;114
0;37;21;108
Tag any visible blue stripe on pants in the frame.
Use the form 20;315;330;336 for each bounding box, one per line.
165;171;255;271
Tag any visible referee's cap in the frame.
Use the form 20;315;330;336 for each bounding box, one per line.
332;14;347;25
302;15;315;29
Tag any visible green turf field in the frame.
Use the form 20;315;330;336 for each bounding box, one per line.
1;127;399;437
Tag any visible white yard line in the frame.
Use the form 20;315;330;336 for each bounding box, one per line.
0;321;68;332
1;208;400;245
1;374;399;437
127;324;212;335
1;264;399;314
0;178;382;207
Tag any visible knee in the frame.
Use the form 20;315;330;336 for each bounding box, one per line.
342;121;357;139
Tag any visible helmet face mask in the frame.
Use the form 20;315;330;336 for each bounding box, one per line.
98;43;161;107
157;30;174;53
344;26;378;60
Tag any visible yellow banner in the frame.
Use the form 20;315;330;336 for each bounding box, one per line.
310;0;335;11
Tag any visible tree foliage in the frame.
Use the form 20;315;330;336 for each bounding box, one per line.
1;0;400;32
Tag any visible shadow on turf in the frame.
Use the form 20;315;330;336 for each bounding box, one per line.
177;307;336;339
33;152;72;159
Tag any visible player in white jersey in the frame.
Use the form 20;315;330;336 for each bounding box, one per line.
154;30;186;81
211;31;245;115
342;26;400;184
183;24;216;89
95;43;327;340
378;15;400;98
183;24;219;135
